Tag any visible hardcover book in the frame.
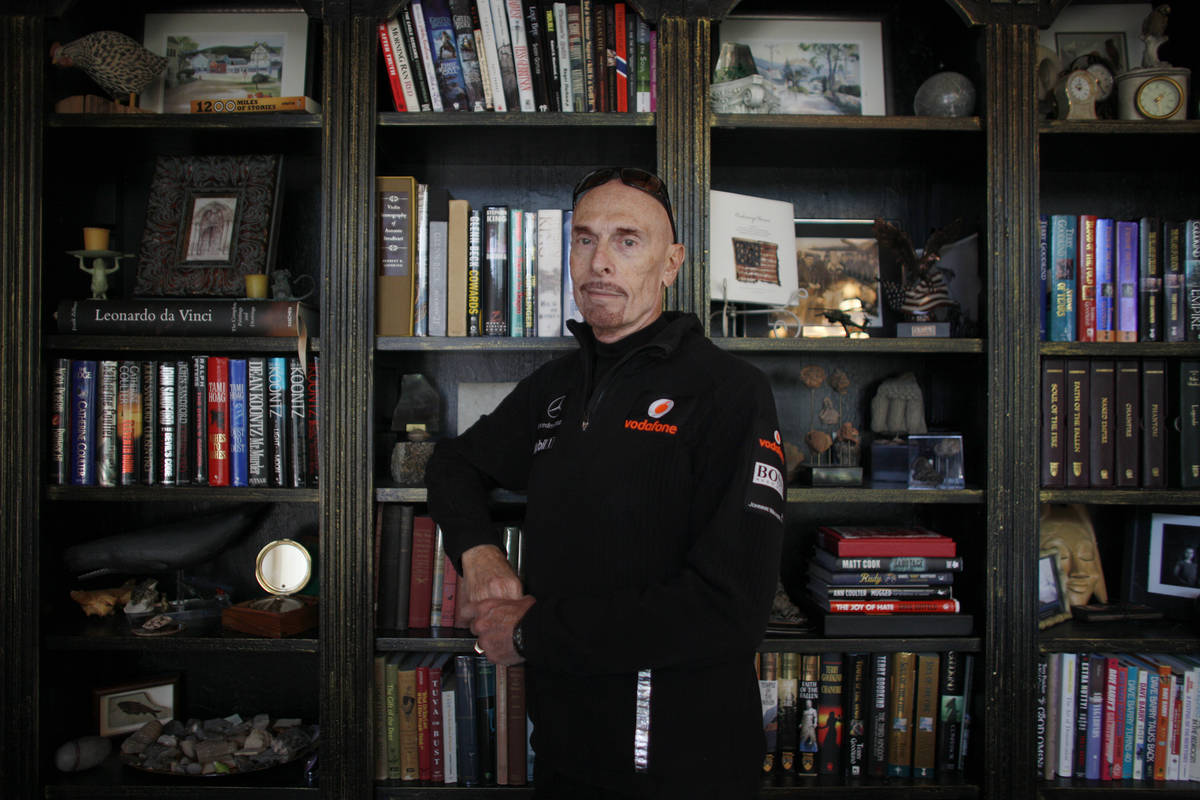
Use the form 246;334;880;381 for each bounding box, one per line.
379;19;409;111
1041;358;1066;487
523;211;537;337
414;183;430;336
506;663;527;784
937;651;967;774
377;175;418;337
521;0;553;111
455;653;480;786
408;515;437;628
1095;217;1115;341
409;1;446;112
1048;214;1077;342
1115;360;1140;487
811;547;963;573
265;357;288;486
1139;216;1162;341
55;298;317;337
807;582;953;600
399;9;435;110
174;359;190;485
447;198;471;336
1165;220;1187;342
467;207;483;335
305;357;319;485
1115;220;1139;341
1180;360;1200;488
190;356;207;485
536;208;564;337
397;653;421;781
485;0;520;112
912;652;940;778
246;357;269;487
69;360;97;486
777;652;798;774
1077;214;1097;342
814;598;960;614
817;652;844;776
50;358;71;485
116;360;141;486
867;652;890;777
420;0;472;110
797;654;820;776
448;0;487;110
818;526;956;558
1142;360;1167;488
139;360;158;485
475;656;497;784
808;564;956;586
206;356;230;487
1188;220;1200;342
508;208;525;336
845;652;868;777
503;0;537;110
758;652;779;778
96;360;118;487
887;651;917;777
229;359;248;488
1089;360;1115;487
287;357;307;488
1065;359;1090;488
482;205;510;336
157;360;176;485
1085;654;1105;779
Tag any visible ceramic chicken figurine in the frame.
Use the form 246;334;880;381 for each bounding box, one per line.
51;30;167;107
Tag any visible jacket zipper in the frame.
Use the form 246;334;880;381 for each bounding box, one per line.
580;343;664;431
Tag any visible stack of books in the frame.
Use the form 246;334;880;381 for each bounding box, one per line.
806;526;971;636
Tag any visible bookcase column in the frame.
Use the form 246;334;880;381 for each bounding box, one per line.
319;11;378;799
655;15;710;319
0;13;42;800
983;17;1041;800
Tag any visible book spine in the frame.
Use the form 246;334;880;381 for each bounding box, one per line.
267;357;288;487
398;662;419;780
814;551;964;573
504;0;537;110
1039;214;1049;340
1089;359;1115;486
1142;359;1167;488
1140;216;1163;340
1122;661;1139;780
867;652;890;778
374;655;390;780
1165;220;1187;341
521;0;551;111
409;2;446;111
206;356;230;487
536;208;563;336
486;0;520;112
636;12;650;110
1058;652;1077;778
54;299;314;337
425;0;472;110
797;654;820;776
440;551;459;627
409;516;436;628
190;356;206;484
174;359;190;485
613;2;628;111
812;567;956;586
414;183;430;336
1084;654;1104;780
483;205;510;336
1112;660;1127;779
1042;358;1066;487
448;0;488;110
442;674;458;783
287;357;307;488
1188;220;1200;342
379;20;408;111
758;652;779;777
846;652;868;777
385;656;402;778
562;209;581;333
887;652;917;777
522;210;537;337
1045;653;1060;780
1102;655;1119;781
447;198;471;337
416;665;432;781
817;652;844;776
553;3;572;111
823;599;960;614
1066;359;1090;487
229;358;248;488
1077;214;1097;342
389;17;423;110
1181;360;1200;487
116;360;142;485
509;208;525;336
50;358;71;484
430;528;446;627
455;654;480;786
69;360;98;485
139;360;158;485
777;652;798;775
540;0;563;111
306;357;319;486
467;208;483;335
591;0;607;111
475;657;497;784
810;584;954;600
246;357;268;486
912;652;940;778
567;3;585;110
428;218;449;337
1116;220;1139;341
430;663;446;783
1155;666;1171;781
506;663;527;784
1096;217;1115;341
1049;214;1077;342
1115;360;1140;486
96;360;118;487
1074;653;1089;777
468;0;496;110
156;360;176;485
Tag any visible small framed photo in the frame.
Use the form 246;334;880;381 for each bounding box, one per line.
135;154;284;296
94;676;179;737
794;219;883;336
1038;550;1073;629
1038;3;1152;74
140;11;313;113
716;15;890;115
1125;512;1200;619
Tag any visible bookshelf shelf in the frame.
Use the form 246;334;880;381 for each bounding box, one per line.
45;486;318;503
757;781;979;798
46;336;318;353
1038;490;1200;506
44;625;319;654
376;337;576;353
1040;778;1200;797
1038;620;1200;654
715;337;984;355
712;114;982;134
1039;342;1200;357
46;112;322;130
378;111;654;128
374;486;985;505
1039;120;1200;136
43;758;317;798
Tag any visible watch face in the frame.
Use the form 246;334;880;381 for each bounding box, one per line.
1136;76;1184;119
1067;72;1094;101
1086;63;1114;100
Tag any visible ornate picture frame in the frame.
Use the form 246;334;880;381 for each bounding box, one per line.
135;154;284;297
94;675;179;737
1124;511;1200;619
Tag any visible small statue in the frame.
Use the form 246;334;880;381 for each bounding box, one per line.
78;255;120;299
876;219;965;325
870;372;927;437
1141;4;1172;68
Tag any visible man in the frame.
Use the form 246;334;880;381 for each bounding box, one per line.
426;167;785;798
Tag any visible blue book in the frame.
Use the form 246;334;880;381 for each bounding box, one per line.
1187;219;1200;341
1115;221;1139;341
418;0;472;110
1122;658;1139;780
267;357;289;487
1095;218;1115;341
454;654;480;786
228;358;248;487
1084;654;1104;779
69;360;98;485
475;656;497;783
1038;214;1048;340
1048;214;1077;342
1139;216;1163;341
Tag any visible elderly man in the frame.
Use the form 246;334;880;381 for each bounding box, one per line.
426;167;784;798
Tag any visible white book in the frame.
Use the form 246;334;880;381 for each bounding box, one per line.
468;5;495;111
442;672;458;783
474;0;506;111
553;3;572;112
503;0;537;111
409;1;444;112
1059;652;1078;778
428;219;449;336
536;208;563;336
1134;660;1149;781
414;184;430;335
561;209;581;334
385;17;422;111
486;0;519;112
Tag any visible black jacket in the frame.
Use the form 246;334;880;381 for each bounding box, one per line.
426;312;785;796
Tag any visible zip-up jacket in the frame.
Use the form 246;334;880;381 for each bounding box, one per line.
426;312;785;797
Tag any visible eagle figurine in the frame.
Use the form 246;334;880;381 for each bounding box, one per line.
51;31;167;108
875;218;964;324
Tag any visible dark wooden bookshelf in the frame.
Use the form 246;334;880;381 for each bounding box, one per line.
46;112;322;130
45;486;319;503
1039;620;1200;655
712;113;983;133
46;336;319;354
378;110;654;127
1040;779;1200;798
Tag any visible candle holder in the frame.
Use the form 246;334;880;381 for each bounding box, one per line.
68;249;134;300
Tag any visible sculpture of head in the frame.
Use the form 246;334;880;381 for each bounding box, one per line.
1039;504;1108;608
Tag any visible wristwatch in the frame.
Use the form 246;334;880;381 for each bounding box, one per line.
512;617;527;657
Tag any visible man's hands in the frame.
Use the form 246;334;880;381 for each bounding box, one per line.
459;543;533;666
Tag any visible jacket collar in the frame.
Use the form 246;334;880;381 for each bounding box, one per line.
567;312;702;359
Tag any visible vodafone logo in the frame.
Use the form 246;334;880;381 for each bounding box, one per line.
774;430;782;444
647;398;674;418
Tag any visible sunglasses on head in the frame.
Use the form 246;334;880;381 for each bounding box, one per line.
572;166;678;243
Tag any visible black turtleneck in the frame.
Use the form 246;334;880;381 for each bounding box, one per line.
590;314;671;392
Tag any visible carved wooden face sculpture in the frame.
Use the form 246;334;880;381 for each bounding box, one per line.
1040;504;1108;608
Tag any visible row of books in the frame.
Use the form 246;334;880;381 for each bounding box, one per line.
375;503;524;632
50;356;318;489
376;178;582;338
759;650;973;781
374;651;531;786
1040;214;1200;343
1040;358;1200;488
379;0;655;114
1036;651;1200;782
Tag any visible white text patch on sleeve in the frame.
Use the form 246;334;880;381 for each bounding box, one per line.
751;461;785;500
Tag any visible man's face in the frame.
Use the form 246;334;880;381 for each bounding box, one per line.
569;178;685;342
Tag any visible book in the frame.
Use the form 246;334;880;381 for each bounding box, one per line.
286;357;306;487
818;526;955;557
374;654;390;779
397;653;421;781
55;298;317;337
549;2;570;111
536;208;563;336
483;0;518;112
562;209;581;333
416;653;435;781
246;357;268;487
69;360;97;485
1115;360;1140;487
1044;653;1059;780
1077;214;1097;342
467;207;484;335
96;360;118;487
228;358;248;487
807;582;953;600
475;656;497;784
810;547;963;573
408;515;437;628
1058;652;1078;778
1085;654;1105;779
267;357;288;487
454;654;480;786
589;0;606;110
428;653;451;783
1181;361;1200;488
567;3;585;110
613;2;628;111
1189;220;1200;341
814;598;960;614
439;551;459;628
508;208;525;336
188;95;321;113
190;356;207;485
808;564;956;586
635;11;650;111
845;652;869;777
506;663;527;784
305;357;319;485
428;192;451;337
521;0;552;111
1065;359;1089;488
115;360;141;486
482;205;510;336
381;18;421;111
938;651;968;775
156;361;176;485
1042;358;1066;487
206;356;230;487
822;613;974;637
757;652;779;778
442;670;458;783
1139;216;1163;341
384;653;404;778
867;652;890;778
430;527;446;627
409;1;446;112
887;651;917;777
398;9;435;111
1074;652;1090;778
1096;217;1115;341
1048;214;1077;342
421;0;471;110
448;0;488;110
777;652;798;774
1089;359;1115;487
912;652;940;778
1101;655;1120;781
413;183;431;336
447;198;470;336
522;210;537;337
817;652;844;776
797;654;820;776
1115;220;1139;341
1142;359;1167;488
50;358;71;484
503;0;537;111
377;175;418;337
1165;220;1187;342
139;362;157;485
173;359;190;485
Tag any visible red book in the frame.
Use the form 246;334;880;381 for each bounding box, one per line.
305;356;319;485
818;526;956;557
507;664;527;785
1077;214;1098;342
407;515;436;628
415;654;433;782
206;356;230;486
1100;655;1119;781
439;553;459;628
613;2;628;112
378;21;408;111
818;598;960;614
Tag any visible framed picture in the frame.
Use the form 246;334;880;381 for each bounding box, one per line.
135;154;284;296
793;219;883;336
716;16;890;115
1039;4;1152;73
709;190;799;307
94;675;179;737
1038;550;1073;629
140;11;312;113
1125;512;1200;619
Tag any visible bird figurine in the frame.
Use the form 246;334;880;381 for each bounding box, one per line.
876;218;964;324
1141;4;1171;67
50;31;167;108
